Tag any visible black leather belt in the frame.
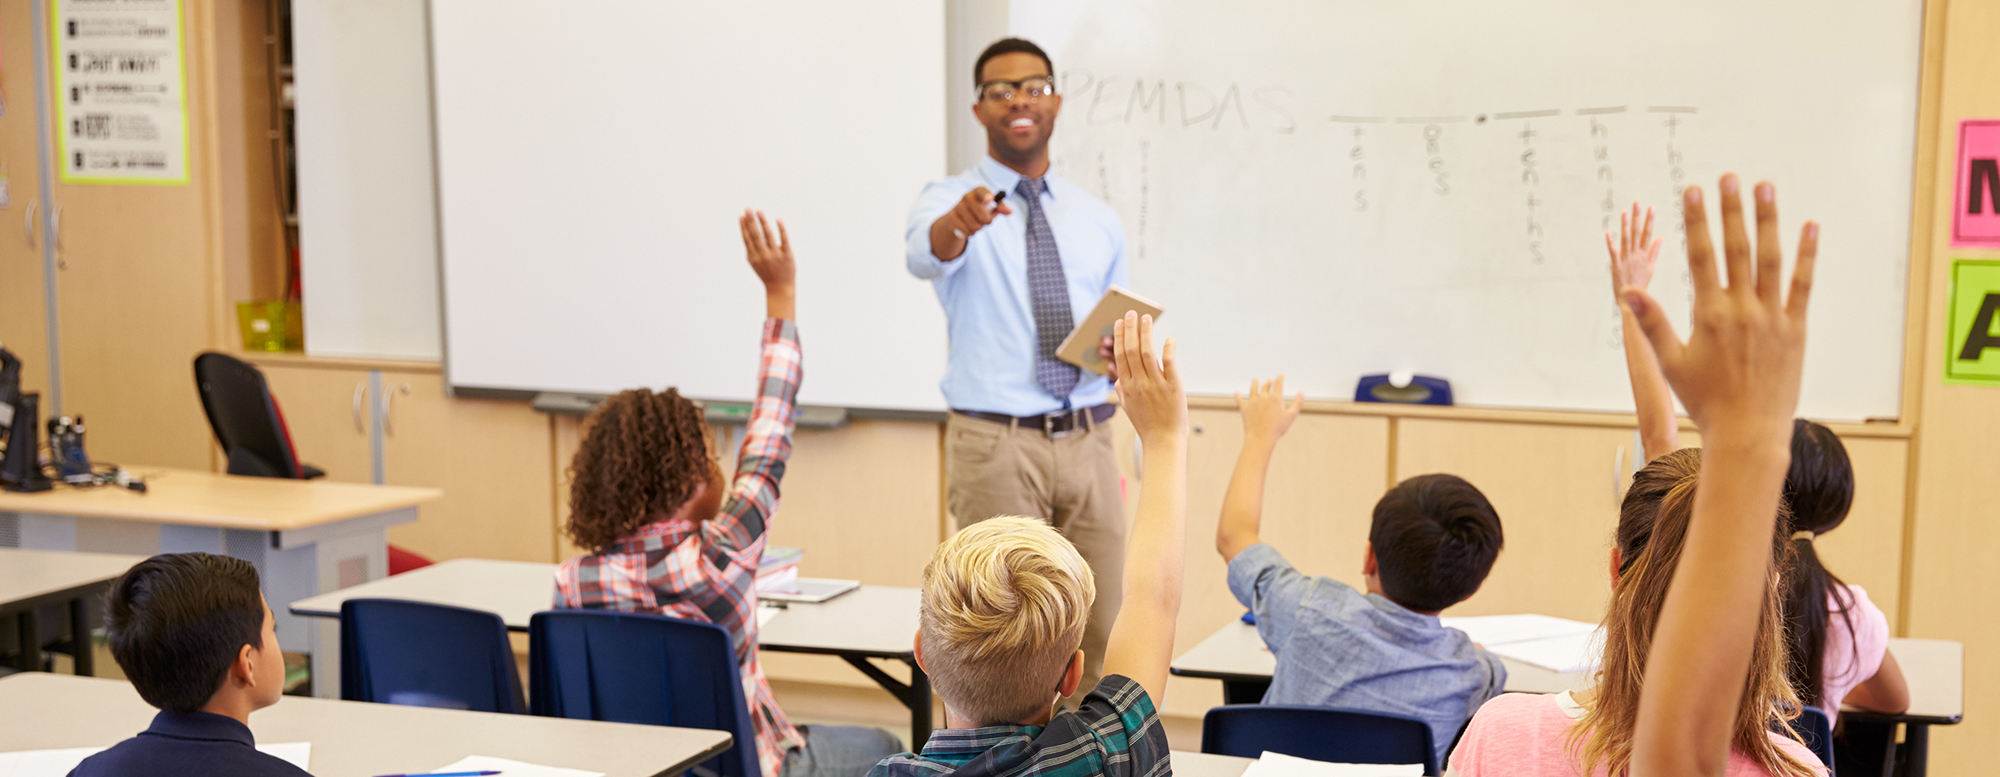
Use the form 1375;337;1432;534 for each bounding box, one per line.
954;404;1116;438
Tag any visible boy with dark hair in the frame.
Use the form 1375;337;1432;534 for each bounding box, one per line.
72;552;306;777
1216;378;1507;768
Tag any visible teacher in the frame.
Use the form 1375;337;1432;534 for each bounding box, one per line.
904;38;1130;695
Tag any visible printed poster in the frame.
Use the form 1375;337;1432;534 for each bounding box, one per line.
51;0;188;185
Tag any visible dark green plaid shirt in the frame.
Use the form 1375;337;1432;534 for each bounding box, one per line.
869;676;1170;777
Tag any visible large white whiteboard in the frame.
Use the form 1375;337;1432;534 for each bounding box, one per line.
1003;0;1920;421
432;0;949;411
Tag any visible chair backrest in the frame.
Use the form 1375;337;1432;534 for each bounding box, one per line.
1777;705;1836;769
339;599;524;714
1202;704;1439;776
530;610;760;777
193;352;305;479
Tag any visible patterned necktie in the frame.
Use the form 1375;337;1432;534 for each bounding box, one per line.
1018;177;1081;402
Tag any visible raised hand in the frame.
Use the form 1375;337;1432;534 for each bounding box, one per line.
1235;376;1303;447
1620;175;1816;445
1112;312;1186;445
1627;174;1818;777
739;209;797;321
1607;202;1663;302
928;187;1015;261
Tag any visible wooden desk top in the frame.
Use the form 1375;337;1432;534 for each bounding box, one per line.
1171;620;1964;722
0;468;439;531
288;557;923;656
0;673;731;777
0;548;143;611
1172;751;1253;777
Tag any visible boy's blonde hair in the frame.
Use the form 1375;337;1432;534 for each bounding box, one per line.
920;516;1097;725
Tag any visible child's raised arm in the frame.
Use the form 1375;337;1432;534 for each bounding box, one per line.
1623;176;1818;777
1216;377;1304;561
1100;313;1189;706
1608;203;1678;462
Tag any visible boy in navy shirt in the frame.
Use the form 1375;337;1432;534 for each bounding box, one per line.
71;553;306;777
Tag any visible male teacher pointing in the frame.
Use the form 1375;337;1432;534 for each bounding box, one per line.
905;38;1130;694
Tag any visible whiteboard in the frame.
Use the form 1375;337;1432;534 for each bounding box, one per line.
1001;0;1920;421
432;0;949;411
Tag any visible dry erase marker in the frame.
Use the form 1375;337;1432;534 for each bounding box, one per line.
993;191;1007;206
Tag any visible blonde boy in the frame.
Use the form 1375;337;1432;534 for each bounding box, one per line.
872;313;1187;777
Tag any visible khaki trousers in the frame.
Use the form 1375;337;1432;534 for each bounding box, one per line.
943;410;1126;703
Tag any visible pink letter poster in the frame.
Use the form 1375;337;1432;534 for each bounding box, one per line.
1954;120;2000;247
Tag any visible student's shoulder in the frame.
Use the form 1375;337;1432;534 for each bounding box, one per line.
1754;730;1830;776
1468;691;1560;724
1453;693;1567;769
70;736;311;777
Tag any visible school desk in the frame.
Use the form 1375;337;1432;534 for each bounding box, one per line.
1173;751;1254;777
0;468;439;696
0;672;730;777
0;548;142;674
287;557;937;748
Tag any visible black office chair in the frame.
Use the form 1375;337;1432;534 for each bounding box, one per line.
193;352;325;480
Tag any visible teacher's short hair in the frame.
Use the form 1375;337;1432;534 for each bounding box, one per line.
107;553;267;713
974;38;1053;85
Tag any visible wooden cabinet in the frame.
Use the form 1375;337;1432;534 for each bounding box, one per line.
1394;419;1637;623
255;358;557;564
0;0;52;403
380;371;555;563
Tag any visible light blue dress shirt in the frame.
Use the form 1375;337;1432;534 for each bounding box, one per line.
1228;543;1507;769
906;156;1129;416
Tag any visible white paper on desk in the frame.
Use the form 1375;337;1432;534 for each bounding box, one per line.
1440;614;1598;646
1241;751;1423;777
1484;630;1605;673
0;742;309;776
432;754;605;777
757;604;782;628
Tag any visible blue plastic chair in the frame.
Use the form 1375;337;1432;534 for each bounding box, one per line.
1776;705;1836;768
338;599;524;713
529;610;760;777
1202;704;1440;776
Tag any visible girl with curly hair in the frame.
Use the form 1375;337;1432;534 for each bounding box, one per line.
554;210;899;777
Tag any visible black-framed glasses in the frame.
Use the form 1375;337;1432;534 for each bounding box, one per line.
978;76;1057;103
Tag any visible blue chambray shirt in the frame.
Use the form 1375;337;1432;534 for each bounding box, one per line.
1228;542;1507;768
905;156;1130;416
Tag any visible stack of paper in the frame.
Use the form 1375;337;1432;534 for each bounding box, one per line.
1239;751;1424;777
1440;613;1605;674
757;546;803;595
431;755;605;777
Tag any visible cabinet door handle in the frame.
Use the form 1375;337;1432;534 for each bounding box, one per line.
1611;443;1627;503
379;383;410;437
352;381;368;433
23;200;35;246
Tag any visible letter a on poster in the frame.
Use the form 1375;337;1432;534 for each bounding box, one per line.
51;0;189;185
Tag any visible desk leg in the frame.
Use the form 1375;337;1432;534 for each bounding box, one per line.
1221;679;1271;706
838;655;935;750
1903;723;1927;777
67;597;91;676
907;660;933;750
11;611;36;672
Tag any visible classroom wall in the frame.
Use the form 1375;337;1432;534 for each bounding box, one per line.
1904;0;2000;772
22;0;1990;756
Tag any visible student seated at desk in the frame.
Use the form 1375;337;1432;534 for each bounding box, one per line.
71;553;306;777
553;211;898;777
1215;378;1506;768
1605;202;1909;723
871;313;1187;777
1453;176;1827;777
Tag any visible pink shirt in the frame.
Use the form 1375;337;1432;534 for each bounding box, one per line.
1821;583;1889;719
1447;692;1826;777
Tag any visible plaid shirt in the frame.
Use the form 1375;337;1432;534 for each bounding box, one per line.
555;318;803;777
869;676;1170;777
